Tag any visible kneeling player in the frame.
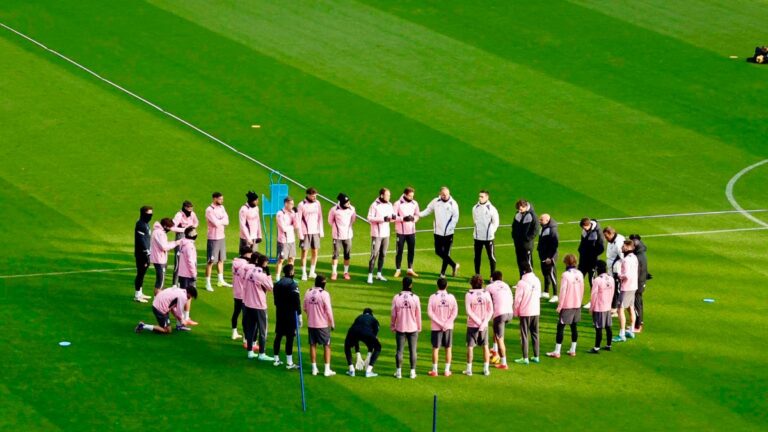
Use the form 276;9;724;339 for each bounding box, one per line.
344;308;381;378
135;286;198;334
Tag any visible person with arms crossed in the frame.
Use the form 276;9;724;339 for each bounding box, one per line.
328;193;356;281
512;199;538;277
393;187;420;278
578;217;605;309
205;192;231;291
367;188;395;284
537;213;559;302
304;275;336;376
472;190;499;278
427;278;458;377
391;277;422;379
419;187;460;278
297;187;324;281
239;191;263;253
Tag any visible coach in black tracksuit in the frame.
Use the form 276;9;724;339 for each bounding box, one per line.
273;265;302;364
512;200;539;276
537;214;559;297
134;206;153;301
344;308;382;370
631;236;649;331
578;217;605;290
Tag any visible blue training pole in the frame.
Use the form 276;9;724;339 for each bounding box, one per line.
295;312;307;412
433;394;437;432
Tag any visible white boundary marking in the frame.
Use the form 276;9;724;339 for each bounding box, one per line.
0;22;369;222
2;225;765;280
725;160;768;228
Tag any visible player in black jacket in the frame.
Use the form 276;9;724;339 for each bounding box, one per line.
272;264;302;369
344;308;382;378
578;217;605;308
630;235;649;333
537;213;559;301
133;206;153;303
512;199;539;276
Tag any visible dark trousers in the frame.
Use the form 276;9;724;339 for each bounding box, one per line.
556;323;578;344
273;328;296;357
395;331;418;369
540;259;558;295
473;240;496;276
595;326;613;348
514;243;533;276
519;316;540;358
243;307;268;353
171;233;182;286
634;284;645;328
434;234;456;275
153;263;167;289
395;234;416;270
611;275;622;308
134;254;149;291
345;330;381;366
231;298;244;331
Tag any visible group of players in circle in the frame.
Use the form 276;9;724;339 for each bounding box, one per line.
132;186;649;378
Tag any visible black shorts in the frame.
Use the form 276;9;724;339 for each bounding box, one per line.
275;314;297;335
152;306;170;328
592;311;612;329
308;327;331;346
178;276;196;288
466;327;488;347
492;313;513;337
559;308;581;325
431;330;453;348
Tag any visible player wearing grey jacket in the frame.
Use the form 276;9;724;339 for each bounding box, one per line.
472;190;499;277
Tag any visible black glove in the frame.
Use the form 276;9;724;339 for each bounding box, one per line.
384;216;391;222
255;238;262;244
293;207;298;213
403;215;414;222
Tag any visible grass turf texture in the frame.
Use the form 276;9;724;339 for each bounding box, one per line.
1;0;767;430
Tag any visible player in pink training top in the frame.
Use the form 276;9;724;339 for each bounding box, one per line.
427;278;458;377
304;275;336;377
391;277;422;379
170;200;199;288
589;260;615;353
205;192;231;291
150;218;181;295
464;275;494;376
275;197;298;282
614;240;638;343
486;270;514;369
297;187;324;281
547;254;584;358
242;253;274;361
328;193;356;281
135;286;198;334
176;226;199;327
230;245;253;341
393;187;420;278
367;188;395;285
513;263;542;365
239;191;263;254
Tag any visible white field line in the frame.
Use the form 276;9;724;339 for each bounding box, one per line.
0;22;369;223
725;160;768;228
3;226;765;279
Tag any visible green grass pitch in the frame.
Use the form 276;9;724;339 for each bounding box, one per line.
1;1;767;430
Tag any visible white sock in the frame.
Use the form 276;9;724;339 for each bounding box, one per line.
218;274;224;283
483;362;489;372
554;344;562;355
325;363;331;373
365;352;371;362
144;324;155;331
134;291;141;298
349;364;355;372
366;365;373;373
501;357;507;366
466;363;472;372
356;352;363;362
302;266;307;274
232;328;238;334
408;268;413;272
344;265;349;273
445;363;451;372
310;265;316;274
620;329;626;337
332;263;338;274
377;272;383;277
570;342;577;352
312;362;318;371
432;363;438;372
206;277;211;285
492;343;498;352
287;354;293;365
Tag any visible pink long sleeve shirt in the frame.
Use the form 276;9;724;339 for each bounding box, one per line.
239;203;263;241
205;204;229;240
558;268;585;311
153;287;187;321
391;291;422;333
513;275;541;317
328;204;356;240
231;257;249;300
590;273;615;313
304;287;334;329
368;199;395;238
150;222;179;265
276;208;297;244
393;195;420;235
177;238;197;279
170;210;199;234
243;266;273;310
297;199;323;237
620;253;639;292
486;280;513;318
465;289;494;330
427;291;458;331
